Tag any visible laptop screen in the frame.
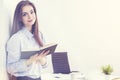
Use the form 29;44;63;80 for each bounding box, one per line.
52;52;71;74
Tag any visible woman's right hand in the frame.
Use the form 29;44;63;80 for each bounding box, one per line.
26;54;38;65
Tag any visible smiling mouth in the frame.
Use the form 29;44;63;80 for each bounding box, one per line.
28;20;33;22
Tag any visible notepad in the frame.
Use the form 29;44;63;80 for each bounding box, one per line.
21;43;57;59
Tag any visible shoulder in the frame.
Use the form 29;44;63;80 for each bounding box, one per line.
38;31;44;39
7;30;23;43
38;31;46;44
38;31;44;37
38;31;43;36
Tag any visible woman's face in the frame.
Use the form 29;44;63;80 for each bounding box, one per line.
21;5;36;28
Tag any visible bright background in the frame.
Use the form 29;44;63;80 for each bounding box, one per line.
1;0;120;80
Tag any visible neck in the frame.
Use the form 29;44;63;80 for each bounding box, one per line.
25;26;32;32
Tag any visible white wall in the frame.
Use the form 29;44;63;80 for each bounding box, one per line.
35;0;120;75
0;0;10;80
2;0;120;79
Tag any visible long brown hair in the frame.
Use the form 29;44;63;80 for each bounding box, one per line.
11;0;43;46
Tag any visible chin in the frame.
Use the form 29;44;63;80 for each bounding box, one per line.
28;23;34;26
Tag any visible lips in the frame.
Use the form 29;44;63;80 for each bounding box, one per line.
28;20;33;22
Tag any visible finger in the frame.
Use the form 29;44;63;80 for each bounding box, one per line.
39;50;47;56
34;53;39;57
45;50;50;54
30;53;38;60
39;50;46;55
42;50;50;56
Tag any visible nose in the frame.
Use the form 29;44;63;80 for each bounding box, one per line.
28;13;32;19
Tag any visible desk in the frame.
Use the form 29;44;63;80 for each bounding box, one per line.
86;69;120;80
41;72;120;80
41;72;86;80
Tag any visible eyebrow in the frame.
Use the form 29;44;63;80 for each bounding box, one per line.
22;9;34;13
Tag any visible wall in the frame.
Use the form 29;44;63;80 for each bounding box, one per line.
0;0;9;80
35;0;120;75
2;0;120;79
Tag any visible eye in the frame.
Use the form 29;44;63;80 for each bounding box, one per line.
30;10;34;14
22;12;27;16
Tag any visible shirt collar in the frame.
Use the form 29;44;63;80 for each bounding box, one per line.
21;27;34;39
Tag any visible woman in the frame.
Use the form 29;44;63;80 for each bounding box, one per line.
7;0;49;80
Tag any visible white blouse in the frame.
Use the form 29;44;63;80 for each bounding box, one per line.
7;27;46;79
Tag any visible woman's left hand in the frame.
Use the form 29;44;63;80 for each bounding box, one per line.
37;50;50;65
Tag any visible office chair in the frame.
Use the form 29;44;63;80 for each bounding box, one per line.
52;52;71;74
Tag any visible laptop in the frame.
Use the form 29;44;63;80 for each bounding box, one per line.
52;52;71;74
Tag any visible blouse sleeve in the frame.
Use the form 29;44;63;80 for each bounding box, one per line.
6;35;31;74
38;32;48;68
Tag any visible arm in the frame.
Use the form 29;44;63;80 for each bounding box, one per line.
6;35;31;74
38;32;48;68
39;32;45;45
37;50;49;68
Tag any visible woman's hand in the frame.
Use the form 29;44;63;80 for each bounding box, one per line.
37;50;50;65
26;53;38;65
26;50;49;66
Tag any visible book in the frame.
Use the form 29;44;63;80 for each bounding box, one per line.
21;43;57;59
